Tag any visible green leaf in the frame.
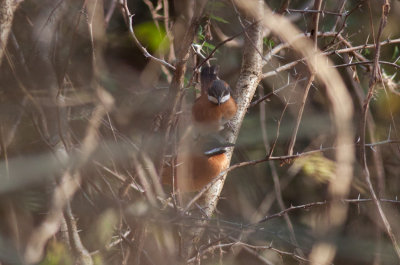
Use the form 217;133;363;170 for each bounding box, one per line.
95;209;118;245
210;14;229;24
198;25;205;41
93;254;104;265
134;21;169;53
39;241;72;265
263;37;275;48
207;1;226;9
184;76;189;87
362;48;371;56
392;45;399;60
203;41;216;51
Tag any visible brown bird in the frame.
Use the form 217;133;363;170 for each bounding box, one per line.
192;66;237;134
162;137;233;192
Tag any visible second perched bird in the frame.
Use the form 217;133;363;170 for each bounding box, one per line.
192;66;237;134
161;136;233;192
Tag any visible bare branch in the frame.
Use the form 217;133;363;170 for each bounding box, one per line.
64;202;93;265
258;198;400;223
24;86;114;264
287;0;321;156
359;1;400;260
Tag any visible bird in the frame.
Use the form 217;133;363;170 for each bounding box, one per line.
161;136;234;192
192;66;238;134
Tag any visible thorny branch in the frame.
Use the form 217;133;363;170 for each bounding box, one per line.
259;86;305;258
24;88;113;263
359;1;400;261
257;198;400;224
287;0;321;156
262;35;400;79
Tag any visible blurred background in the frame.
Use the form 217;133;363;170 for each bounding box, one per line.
1;0;400;264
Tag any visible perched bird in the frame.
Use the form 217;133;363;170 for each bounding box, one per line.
162;136;233;192
192;66;237;134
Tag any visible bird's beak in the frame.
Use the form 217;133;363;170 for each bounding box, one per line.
218;97;221;106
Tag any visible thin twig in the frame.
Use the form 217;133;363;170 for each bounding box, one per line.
324;0;365;49
258;198;400;223
287;0;321;156
263;33;400;79
334;60;400;70
196;21;258;70
119;2;175;71
259;88;305;258
263;31;338;65
331;0;347;32
229;240;312;264
268;77;301;157
287;75;314;155
230;0;265;62
262;40;400;79
250;77;307;108
262;60;301;79
162;0;175;61
331;37;400;55
285;8;344;16
90;230;131;256
187;237;311;264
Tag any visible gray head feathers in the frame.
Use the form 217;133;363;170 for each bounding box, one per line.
207;79;231;105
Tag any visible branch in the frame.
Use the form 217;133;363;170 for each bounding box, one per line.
262;31;338;65
24;89;114;264
258;85;305;258
334;60;400;70
287;0;321;156
359;1;400;260
332;37;400;55
262;36;400;78
229;240;311;264
250;77;307;111
258;198;400;223
285;8;344;16
64;202;93;265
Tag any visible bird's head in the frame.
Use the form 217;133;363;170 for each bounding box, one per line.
207;79;231;106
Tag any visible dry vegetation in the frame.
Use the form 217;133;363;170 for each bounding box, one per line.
1;0;400;264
